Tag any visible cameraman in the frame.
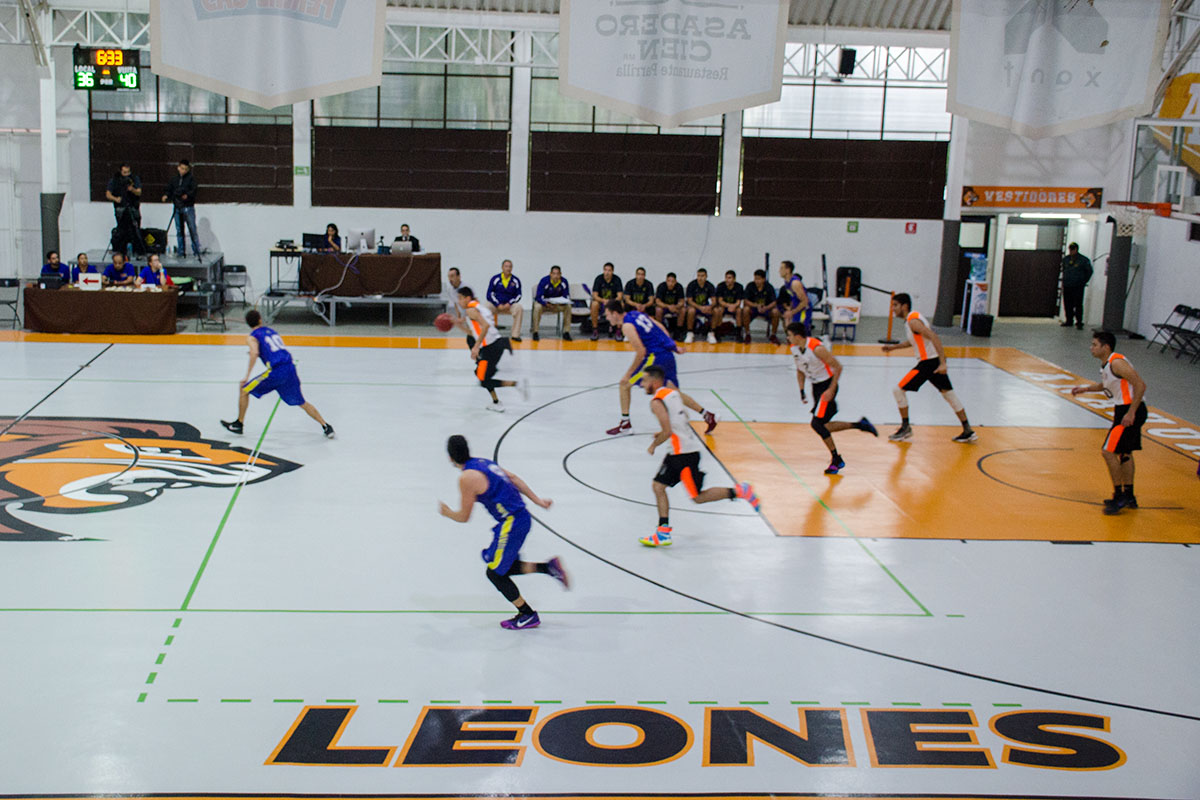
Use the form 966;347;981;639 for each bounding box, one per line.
105;163;143;256
162;158;201;258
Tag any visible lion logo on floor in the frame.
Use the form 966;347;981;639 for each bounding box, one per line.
0;417;300;542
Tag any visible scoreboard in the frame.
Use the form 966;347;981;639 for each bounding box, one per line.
73;46;140;92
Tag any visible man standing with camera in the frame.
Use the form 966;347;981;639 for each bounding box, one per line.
162;159;201;258
105;163;143;256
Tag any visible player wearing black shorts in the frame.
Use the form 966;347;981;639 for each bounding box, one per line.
786;323;877;474
881;293;977;443
742;269;780;344
1071;330;1149;514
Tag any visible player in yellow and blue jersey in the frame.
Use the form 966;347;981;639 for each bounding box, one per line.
439;435;569;630
221;309;334;439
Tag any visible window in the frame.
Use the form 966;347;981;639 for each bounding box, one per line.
530;75;722;135
314;67;511;130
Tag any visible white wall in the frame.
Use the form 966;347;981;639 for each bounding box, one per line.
1138;215;1200;337
1;44;942;319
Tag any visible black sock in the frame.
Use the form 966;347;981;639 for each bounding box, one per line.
727;488;736;501
514;599;534;616
900;417;910;427
962;419;972;430
658;516;669;527
831;450;840;460
533;562;551;574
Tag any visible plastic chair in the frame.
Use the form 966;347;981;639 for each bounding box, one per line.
195;280;226;331
222;264;248;306
0;278;19;329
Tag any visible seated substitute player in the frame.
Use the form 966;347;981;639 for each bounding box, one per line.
221;309;334;439
655;272;687;339
882;293;977;443
713;269;744;343
742;268;780;344
486;259;524;343
685;267;717;344
624;267;656;315
531;264;572;342
439;434;569;630
459;286;526;412
589;261;624;341
604;300;717;436
778;260;811;335
787;323;877;475
102;252;137;287
1070;330;1149;514
640;365;760;547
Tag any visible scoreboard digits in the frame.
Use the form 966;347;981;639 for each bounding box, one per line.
73;46;140;92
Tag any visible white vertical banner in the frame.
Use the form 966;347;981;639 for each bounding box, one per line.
948;0;1170;139
150;0;386;108
558;0;789;128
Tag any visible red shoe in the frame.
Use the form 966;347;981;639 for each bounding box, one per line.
606;419;632;436
768;334;780;346
703;410;718;434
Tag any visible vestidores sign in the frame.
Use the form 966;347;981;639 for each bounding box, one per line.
948;0;1170;139
558;0;789;128
149;0;386;108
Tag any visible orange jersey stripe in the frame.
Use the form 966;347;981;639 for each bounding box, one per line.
475;360;488;381
1104;426;1125;453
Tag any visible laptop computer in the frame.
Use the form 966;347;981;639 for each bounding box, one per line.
38;274;63;290
302;233;327;251
391;238;413;253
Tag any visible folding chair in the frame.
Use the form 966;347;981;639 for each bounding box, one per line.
195;281;226;331
0;278;19;329
222;264;248;306
1148;304;1193;353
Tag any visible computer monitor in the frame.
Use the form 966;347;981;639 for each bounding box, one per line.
301;233;327;251
345;228;374;254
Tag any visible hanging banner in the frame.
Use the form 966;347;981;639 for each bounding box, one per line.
1153;73;1200;177
150;0;386;108
558;0;789;128
961;185;1102;210
948;0;1170;139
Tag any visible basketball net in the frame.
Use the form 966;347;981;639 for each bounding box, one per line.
1107;201;1172;238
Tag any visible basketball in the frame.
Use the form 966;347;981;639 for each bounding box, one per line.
434;312;454;332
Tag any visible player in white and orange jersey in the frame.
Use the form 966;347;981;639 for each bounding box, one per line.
1070;330;1149;514
881;293;977;443
786;323;877;474
639;365;760;547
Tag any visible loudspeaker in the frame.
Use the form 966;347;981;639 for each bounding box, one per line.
838;48;857;76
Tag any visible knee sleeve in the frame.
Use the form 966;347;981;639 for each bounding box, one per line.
892;385;908;407
810;417;829;439
485;568;521;602
942;390;964;413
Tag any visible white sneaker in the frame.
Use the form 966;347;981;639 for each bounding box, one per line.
685;332;695;344
487;401;506;413
706;331;717;344
519;378;531;402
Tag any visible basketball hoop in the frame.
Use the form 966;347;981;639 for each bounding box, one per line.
1107;201;1172;238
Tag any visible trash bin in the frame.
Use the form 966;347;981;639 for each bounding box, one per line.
970;313;994;337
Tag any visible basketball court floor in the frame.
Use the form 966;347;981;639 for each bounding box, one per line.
1;331;1197;800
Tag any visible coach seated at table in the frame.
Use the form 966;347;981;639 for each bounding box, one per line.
137;253;174;288
41;251;68;283
102;252;137;287
71;253;98;284
531;264;572;342
486;258;524;343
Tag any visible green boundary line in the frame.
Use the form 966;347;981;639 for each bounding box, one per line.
0;607;935;617
179;399;281;611
710;389;931;617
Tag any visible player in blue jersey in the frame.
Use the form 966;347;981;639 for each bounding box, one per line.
221;309;334;438
439;435;569;630
603;300;718;436
778;260;811;336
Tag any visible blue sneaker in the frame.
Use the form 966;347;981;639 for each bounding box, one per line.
858;417;877;437
824;455;846;475
547;557;570;589
500;611;540;630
